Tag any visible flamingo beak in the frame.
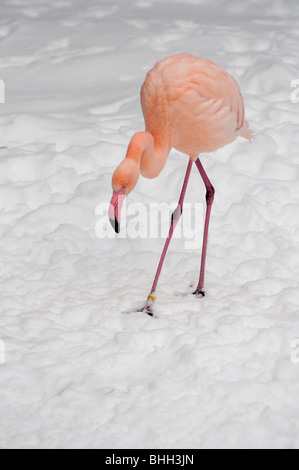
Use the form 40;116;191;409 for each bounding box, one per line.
109;188;126;234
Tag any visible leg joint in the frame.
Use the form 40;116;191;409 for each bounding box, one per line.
206;186;215;205
171;204;182;222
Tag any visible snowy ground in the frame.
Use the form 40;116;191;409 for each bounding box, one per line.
0;0;299;449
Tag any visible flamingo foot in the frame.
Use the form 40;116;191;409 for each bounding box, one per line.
139;296;155;317
193;289;205;298
122;297;155;317
139;303;154;317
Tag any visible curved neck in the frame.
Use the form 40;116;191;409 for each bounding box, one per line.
126;132;170;179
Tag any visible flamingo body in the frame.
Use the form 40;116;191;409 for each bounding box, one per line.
141;54;251;159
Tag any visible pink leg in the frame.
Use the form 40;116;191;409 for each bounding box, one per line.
193;158;215;297
141;159;193;316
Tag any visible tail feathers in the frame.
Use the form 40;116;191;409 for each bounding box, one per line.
238;120;254;142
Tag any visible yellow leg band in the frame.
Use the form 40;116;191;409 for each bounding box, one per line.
147;295;156;302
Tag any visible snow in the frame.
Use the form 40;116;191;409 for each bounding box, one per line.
1;0;299;450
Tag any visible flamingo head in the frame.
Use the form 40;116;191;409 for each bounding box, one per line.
109;160;139;234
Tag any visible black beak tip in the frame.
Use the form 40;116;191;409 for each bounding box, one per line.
109;217;120;234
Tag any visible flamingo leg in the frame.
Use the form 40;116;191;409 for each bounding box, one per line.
193;158;215;297
141;159;193;316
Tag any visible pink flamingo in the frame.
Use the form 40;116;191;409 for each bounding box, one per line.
109;53;252;316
